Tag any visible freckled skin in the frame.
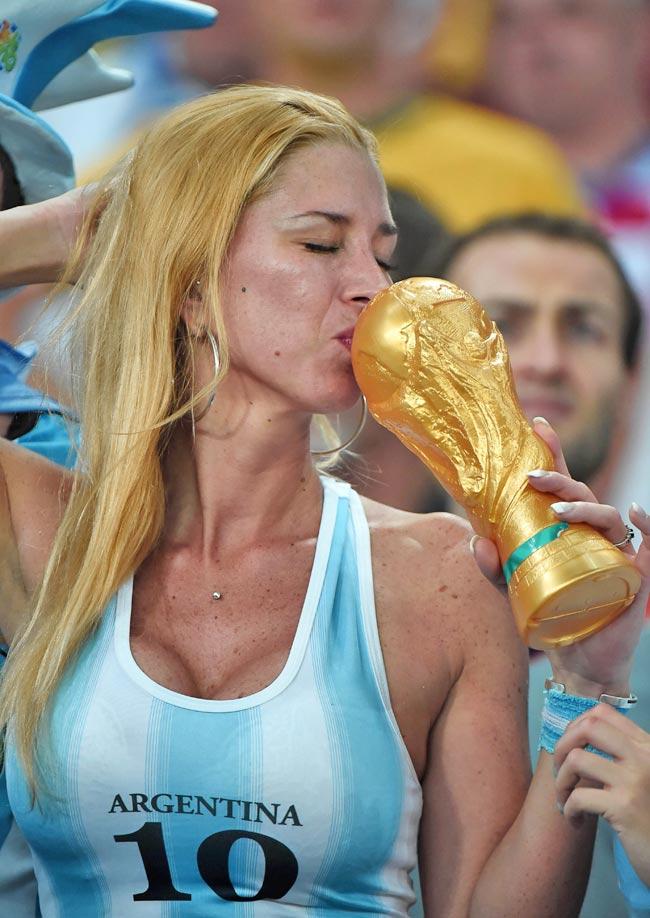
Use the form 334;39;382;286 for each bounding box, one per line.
0;141;556;917
217;142;393;416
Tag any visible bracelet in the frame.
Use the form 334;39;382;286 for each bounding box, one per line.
538;680;636;756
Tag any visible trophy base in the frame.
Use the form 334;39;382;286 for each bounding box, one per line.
508;525;641;651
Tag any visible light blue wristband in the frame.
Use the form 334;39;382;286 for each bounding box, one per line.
539;682;636;756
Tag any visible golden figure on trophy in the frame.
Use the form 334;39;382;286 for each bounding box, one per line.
351;277;640;650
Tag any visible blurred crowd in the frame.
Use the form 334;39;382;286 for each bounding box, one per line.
3;1;650;915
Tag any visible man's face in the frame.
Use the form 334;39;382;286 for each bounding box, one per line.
255;0;394;59
485;0;649;132
447;233;630;483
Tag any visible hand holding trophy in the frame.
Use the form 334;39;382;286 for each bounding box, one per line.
351;277;641;650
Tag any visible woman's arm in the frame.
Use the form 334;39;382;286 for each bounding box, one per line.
0;456;29;640
0;440;69;642
420;420;649;916
0;186;90;288
418;555;596;917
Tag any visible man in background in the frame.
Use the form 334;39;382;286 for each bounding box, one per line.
482;0;650;311
248;0;584;232
355;214;641;516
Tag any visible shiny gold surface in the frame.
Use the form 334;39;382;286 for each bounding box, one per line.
351;277;641;649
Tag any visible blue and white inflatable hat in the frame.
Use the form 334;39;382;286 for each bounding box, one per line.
0;0;218;204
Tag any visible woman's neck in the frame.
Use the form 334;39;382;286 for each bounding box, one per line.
161;403;323;560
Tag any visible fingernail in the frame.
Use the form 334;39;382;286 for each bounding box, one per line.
469;534;479;556
528;469;551;478
533;416;550;426
551;502;572;516
631;502;648;520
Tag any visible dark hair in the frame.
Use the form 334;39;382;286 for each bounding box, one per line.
429;212;643;368
387;187;450;283
6;410;38;440
0;144;25;210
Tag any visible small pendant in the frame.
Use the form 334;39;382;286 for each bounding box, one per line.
211;591;222;601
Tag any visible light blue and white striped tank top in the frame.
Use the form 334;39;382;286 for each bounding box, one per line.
6;476;422;916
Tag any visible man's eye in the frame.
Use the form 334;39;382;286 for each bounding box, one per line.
566;318;607;343
303;243;339;254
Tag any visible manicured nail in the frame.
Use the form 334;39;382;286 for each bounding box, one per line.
551;502;572;516
533;416;550;426
528;469;551;478
469;534;480;556
631;502;648;520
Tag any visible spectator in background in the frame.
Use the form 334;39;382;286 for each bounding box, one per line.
482;0;650;311
424;0;496;96
554;704;650;917
250;0;584;232
76;0;584;234
440;215;641;494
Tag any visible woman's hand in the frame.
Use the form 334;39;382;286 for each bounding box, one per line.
554;703;650;886
471;418;650;695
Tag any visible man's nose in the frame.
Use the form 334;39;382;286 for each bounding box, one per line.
516;323;565;377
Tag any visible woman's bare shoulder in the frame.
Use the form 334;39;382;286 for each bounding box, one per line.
361;496;517;652
0;438;72;592
361;496;474;575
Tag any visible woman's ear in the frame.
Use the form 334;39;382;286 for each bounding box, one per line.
180;280;205;335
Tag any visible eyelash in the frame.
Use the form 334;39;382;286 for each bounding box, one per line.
303;242;395;272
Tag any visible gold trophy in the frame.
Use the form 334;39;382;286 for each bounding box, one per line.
351;277;640;650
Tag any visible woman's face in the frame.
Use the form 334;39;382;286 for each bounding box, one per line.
219;142;396;414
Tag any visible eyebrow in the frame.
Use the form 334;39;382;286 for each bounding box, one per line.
289;210;398;236
482;297;618;319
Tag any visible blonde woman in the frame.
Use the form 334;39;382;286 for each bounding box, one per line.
0;85;648;917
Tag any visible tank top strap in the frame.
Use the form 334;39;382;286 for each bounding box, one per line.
344;487;397;717
316;477;389;699
314;478;421;789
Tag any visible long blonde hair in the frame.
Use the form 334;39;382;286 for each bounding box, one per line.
0;84;377;791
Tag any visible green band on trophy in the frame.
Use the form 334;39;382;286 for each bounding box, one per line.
503;522;569;585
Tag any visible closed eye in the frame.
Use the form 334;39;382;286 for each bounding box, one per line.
303;242;339;254
303;242;395;272
377;258;396;272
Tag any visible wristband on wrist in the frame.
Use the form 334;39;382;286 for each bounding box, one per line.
538;679;637;756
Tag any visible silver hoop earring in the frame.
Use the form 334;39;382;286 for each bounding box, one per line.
310;395;368;457
192;329;220;427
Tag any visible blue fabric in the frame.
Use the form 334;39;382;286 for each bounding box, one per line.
615;838;650;915
16;412;78;469
5;479;421;913
0;340;62;414
15;1;217;109
538;687;631;756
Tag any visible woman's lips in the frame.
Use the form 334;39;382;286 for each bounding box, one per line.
335;327;356;350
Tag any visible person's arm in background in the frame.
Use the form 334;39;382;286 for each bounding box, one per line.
0;186;90;288
555;702;650;898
